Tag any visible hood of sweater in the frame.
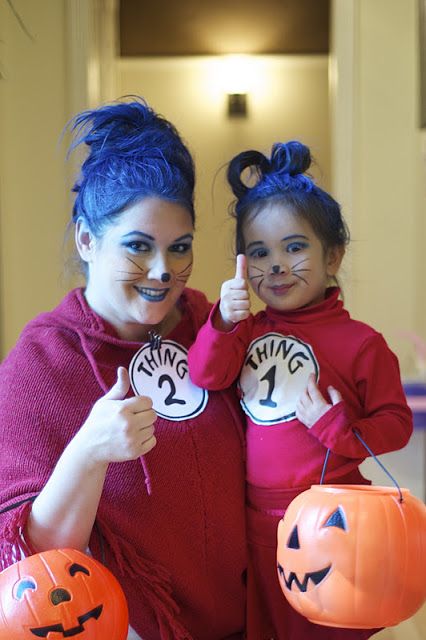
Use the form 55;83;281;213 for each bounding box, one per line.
19;285;212;501
22;286;211;400
30;286;208;348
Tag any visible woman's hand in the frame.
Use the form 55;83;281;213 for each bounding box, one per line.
28;367;157;552
217;254;251;329
296;374;342;428
75;366;157;466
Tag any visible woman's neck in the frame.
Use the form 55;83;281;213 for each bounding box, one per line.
114;306;183;342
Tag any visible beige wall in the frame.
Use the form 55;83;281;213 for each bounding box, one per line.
0;1;70;355
1;0;424;376
331;0;426;376
118;55;330;309
331;0;426;505
0;0;117;356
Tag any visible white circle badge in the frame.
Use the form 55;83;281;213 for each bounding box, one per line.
239;332;319;425
129;340;208;421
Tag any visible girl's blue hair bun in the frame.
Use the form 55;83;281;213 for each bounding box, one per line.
270;141;311;176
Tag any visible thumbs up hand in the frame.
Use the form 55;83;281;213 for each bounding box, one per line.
75;367;157;465
217;254;251;329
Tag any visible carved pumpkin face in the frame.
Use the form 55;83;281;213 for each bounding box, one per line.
277;485;426;629
0;548;128;639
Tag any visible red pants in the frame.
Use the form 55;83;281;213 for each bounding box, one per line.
246;484;380;640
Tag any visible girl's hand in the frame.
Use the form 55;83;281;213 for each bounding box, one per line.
218;254;251;327
296;374;342;428
74;367;157;465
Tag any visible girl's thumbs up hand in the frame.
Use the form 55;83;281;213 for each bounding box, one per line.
234;253;248;281
217;254;251;329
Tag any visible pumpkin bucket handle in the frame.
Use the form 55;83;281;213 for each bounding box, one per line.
320;429;404;502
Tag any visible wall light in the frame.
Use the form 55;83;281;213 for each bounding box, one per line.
221;55;253;118
228;93;247;117
206;54;265;118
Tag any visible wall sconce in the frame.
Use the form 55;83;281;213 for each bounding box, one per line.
221;55;252;118
228;93;247;117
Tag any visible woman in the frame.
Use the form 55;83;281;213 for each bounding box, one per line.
0;98;247;639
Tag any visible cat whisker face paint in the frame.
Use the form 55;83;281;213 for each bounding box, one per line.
242;203;336;311
82;197;194;340
115;268;146;283
176;260;194;284
126;256;147;274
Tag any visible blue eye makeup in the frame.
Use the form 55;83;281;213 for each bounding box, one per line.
170;242;192;254
124;240;151;253
249;247;269;259
287;241;309;254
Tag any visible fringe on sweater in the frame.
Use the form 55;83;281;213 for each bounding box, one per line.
0;502;191;640
96;515;193;640
0;500;35;571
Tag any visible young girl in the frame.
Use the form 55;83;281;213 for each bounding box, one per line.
187;141;413;640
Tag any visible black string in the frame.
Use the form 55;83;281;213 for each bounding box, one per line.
94;520;106;565
0;497;109;567
0;495;37;515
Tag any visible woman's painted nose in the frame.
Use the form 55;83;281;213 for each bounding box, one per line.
149;255;170;281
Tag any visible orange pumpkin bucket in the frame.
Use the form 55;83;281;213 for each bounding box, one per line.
0;548;129;639
277;483;426;629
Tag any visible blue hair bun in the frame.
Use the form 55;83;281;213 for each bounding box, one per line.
227;150;270;199
270;141;311;176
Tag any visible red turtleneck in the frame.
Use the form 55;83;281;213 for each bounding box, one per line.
188;287;412;489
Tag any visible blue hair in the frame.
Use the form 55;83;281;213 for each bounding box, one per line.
69;97;195;235
227;141;349;255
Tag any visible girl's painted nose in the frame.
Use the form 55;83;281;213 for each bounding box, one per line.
272;264;281;274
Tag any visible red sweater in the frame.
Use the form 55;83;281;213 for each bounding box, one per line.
0;288;247;640
188;288;412;491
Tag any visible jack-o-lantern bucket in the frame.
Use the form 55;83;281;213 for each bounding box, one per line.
277;485;426;629
0;548;128;639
